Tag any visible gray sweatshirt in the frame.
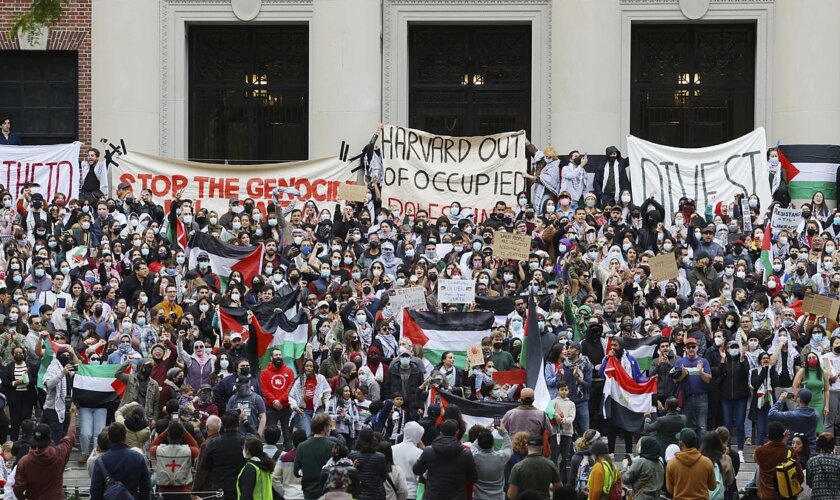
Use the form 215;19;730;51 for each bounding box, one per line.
470;430;512;500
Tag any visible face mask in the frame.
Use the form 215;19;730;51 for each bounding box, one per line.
808;358;819;368
2;200;10;209
511;320;523;330
220;359;230;370
736;271;746;279
141;248;150;256
320;269;331;279
332;349;343;359
136;317;146;326
585;199;595;208
728;348;740;357
7;314;17;322
81;222;91;230
396;277;406;287
803;212;812;220
714;337;725;346
528;262;539;271
827;246;836;255
545;204;555;213
834;346;840;355
797;268;806;276
722;290;732;299
400;357;411;367
140;296;148;305
231;293;240;301
682;318;692;327
725;320;735;328
232;222;242;231
60;266;70;275
450;206;460;216
518;198;527;207
620;194;631;203
749;340;759;349
826;262;835;271
182;214;193;225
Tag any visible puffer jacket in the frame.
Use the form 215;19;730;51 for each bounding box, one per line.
413;435;477;500
348;451;388;500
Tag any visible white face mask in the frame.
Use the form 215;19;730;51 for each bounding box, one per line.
772;264;782;272
663;243;673;252
714;337;725;346
736;271;746;279
621;194;631;203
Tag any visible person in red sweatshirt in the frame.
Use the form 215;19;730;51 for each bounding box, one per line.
14;404;78;499
260;346;295;450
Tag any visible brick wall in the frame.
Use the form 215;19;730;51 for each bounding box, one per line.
0;0;92;146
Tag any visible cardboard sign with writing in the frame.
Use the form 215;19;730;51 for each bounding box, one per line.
466;344;485;368
388;287;428;311
802;293;840;321
438;279;475;304
493;231;531;261
649;252;678;281
338;183;369;202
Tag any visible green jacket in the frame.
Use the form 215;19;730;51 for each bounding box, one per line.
116;360;160;421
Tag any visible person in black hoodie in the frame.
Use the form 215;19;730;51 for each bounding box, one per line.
593;146;631;208
413;419;477;500
719;340;751;459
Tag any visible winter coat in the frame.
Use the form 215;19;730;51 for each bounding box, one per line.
413;435;477;500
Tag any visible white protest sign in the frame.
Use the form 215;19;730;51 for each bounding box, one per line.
741;198;752;233
438;279;475;304
388;287;428;311
771;207;801;231
0;142;82;202
380;125;528;223
116;152;356;215
435;243;453;259
627;128;769;226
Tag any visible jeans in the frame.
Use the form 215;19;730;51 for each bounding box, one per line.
558;434;572;479
79;407;107;456
292;408;315;437
720;398;748;450
574;402;590;437
754;406;770;446
40;408;68;445
684;393;708;439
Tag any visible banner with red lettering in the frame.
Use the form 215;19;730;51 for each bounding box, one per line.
0;142;82;202
380;125;528;222
115;153;359;214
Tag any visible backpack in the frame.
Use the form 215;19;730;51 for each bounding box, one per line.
153;444;194;486
575;455;593;494
602;461;623;500
709;463;725;500
774;449;803;499
95;458;134;500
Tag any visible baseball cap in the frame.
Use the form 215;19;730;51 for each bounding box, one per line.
527;435;545;446
197;251;209;260
317;300;330;309
230;332;243;340
685;337;698;346
117;182;131;190
702;224;715;233
798;388;812;404
32;423;52;447
229;197;240;205
676;427;697;446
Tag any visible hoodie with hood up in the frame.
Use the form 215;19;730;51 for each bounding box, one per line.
413;434;477;500
664;447;716;500
392;422;424;498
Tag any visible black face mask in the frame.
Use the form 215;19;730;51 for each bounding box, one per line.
665;289;677;298
223;342;232;349
362;286;372;295
369;241;380;249
141;365;152;377
807;228;817;236
713;262;724;272
13;354;24;363
332;350;343;359
428;274;438;282
368;355;379;363
239;367;250;376
797;268;806;276
588;324;603;337
835;346;840;354
288;276;300;285
493;342;503;349
803;212;812;219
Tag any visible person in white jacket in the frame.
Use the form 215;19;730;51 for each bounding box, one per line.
287;359;331;436
392;421;424;500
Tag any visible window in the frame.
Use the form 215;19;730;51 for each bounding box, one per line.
189;25;308;163
631;24;756;148
409;25;531;137
0;51;78;145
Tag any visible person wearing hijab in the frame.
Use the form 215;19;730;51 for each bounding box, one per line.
177;336;216;391
768;328;801;408
373;241;402;278
365;346;389;384
619;436;664;500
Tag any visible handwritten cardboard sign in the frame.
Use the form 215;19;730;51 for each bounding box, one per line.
649;252;678;281
438;279;475;304
388;287;428;311
493;231;531;261
802;292;840;321
771;207;801;231
466;344;485;367
338;183;369;202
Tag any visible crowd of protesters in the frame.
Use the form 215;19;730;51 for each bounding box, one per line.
0;129;838;500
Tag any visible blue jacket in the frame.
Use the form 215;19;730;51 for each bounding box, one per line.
89;443;151;500
768;399;818;451
599;352;648;383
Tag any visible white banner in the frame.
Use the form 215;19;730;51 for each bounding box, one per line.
0;142;82;202
438;279;476;304
116;152;357;214
627;128;769;226
771;207;801;231
379;125;528;222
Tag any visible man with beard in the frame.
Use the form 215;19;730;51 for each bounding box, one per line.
117;358;161;421
599;336;648;455
213;358;262;409
593;146;630;208
226;376;267;437
260;347;295;449
561;341;593;435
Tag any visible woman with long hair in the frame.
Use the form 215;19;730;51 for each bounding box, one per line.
587;441;621;500
699;432;734;499
326;385;361;449
348;427;388;500
749;352;778;446
237;436;275;499
288;359;332;436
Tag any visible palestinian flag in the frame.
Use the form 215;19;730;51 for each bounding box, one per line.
36;336;64;388
72;363;128;407
429;387;518;429
166;218;187;250
401;310;493;370
760;224;773;282
778;145;840;202
475;296;515;327
601;355;657;433
606;335;663;372
214;305;249;338
246;306;310;370
523;294;553;418
187;232;264;292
